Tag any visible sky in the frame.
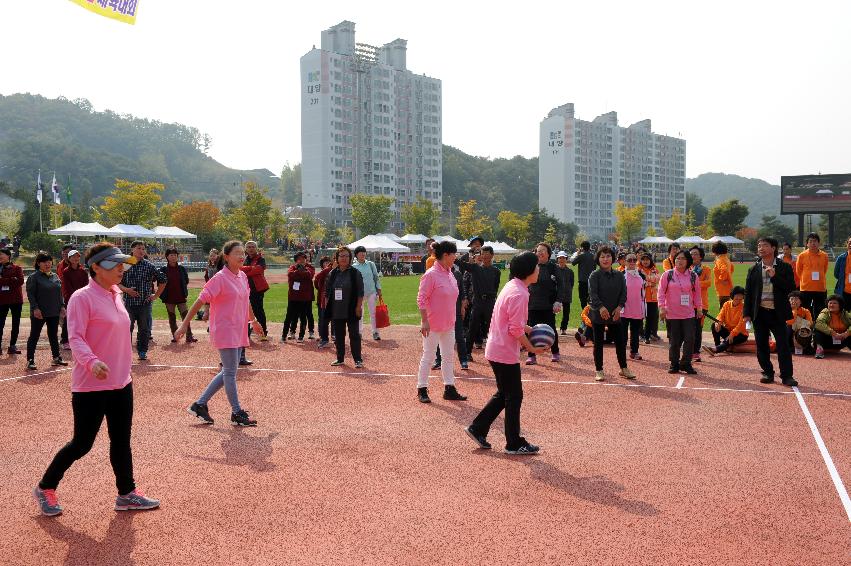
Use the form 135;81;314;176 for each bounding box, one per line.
2;0;850;185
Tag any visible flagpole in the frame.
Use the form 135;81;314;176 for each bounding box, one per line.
38;169;43;233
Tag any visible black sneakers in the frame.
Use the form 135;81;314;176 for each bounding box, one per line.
667;365;680;374
681;365;697;375
26;359;37;370
464;426;492;449
231;410;257;427
431;361;441;370
781;377;799;387
417;387;431;403
759;373;775;384
188;402;214;424
239;358;253;366
443;385;467;401
505;442;540;455
52;357;69;367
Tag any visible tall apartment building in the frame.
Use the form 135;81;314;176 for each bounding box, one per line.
539;103;686;239
300;21;443;230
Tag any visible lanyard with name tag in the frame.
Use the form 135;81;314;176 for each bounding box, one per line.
811;271;820;281
335;288;343;301
293;282;300;291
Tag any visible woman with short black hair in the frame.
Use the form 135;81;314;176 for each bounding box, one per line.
26;251;66;370
588;246;633;381
325;246;365;367
659;250;702;374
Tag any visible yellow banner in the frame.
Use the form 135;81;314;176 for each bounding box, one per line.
68;0;139;25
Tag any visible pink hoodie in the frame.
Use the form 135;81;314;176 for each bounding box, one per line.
622;270;646;319
485;278;530;365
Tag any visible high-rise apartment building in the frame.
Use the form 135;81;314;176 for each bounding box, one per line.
539;103;686;239
300;21;443;229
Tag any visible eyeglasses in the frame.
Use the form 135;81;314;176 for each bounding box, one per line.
626;258;637;263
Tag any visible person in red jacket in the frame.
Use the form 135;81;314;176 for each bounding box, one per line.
283;251;315;343
313;256;333;348
0;248;25;354
58;250;89;350
240;241;270;340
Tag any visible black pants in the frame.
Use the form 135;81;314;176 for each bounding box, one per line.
61;317;68;344
436;308;468;365
843;292;851;309
40;383;135;495
578;281;589;309
165;302;193;339
815;331;851;351
126;304;151;354
466;299;494;354
306;305;315;333
643;303;659;339
711;326;748;352
666;318;695;369
559;305;571;332
249;291;267;336
800;291;826;320
470;361;523;450
528;309;559;355
27;316;60;360
694;310;708;352
754;307;793;379
318;305;331;342
333;318;362;363
283;301;311;338
0;303;22;349
621;317;643;354
593;321;626;370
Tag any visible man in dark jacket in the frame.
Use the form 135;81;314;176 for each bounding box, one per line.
527;243;564;364
571;241;595;309
743;237;798;386
159;248;195;344
555;251;575;334
457;245;501;359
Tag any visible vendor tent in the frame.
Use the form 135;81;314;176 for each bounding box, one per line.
707;235;744;244
638;236;674;244
347;234;411;253
674;236;709;244
399;233;428;244
375;233;402;242
152;226;197;239
48;221;120;237
485;241;519;254
109;224;157;238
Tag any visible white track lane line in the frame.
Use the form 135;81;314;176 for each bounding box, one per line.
675;376;685;389
793;386;851;522
0;368;70;383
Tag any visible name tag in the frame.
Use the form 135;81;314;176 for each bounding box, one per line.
335;288;343;301
680;294;690;306
811;271;820;281
0;286;8;292
293;282;300;291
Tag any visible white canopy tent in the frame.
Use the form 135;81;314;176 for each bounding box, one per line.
152;226;197;239
707;235;744;244
347;234;411;253
398;233;428;244
485;241;519;254
48;221;120;237
431;235;461;243
375;233;402;242
109;224;157;238
638;236;674;245
674;235;709;245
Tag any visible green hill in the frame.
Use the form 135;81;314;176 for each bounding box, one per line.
685;172;787;226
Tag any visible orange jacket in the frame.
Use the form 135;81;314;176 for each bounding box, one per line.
662;257;675;271
717;299;747;337
781;254;799;287
713;254;734;297
787;306;813;327
795;249;828;292
640;265;660;302
693;264;712;311
581;305;592;327
425;255;436;270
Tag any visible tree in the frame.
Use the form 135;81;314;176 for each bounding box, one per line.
22;232;62;256
172;201;221;241
660;208;686;240
708;199;749;236
156;200;184;226
268;208;288;244
497;210;530;247
350;194;394;236
574;230;590;248
645;225;657;237
544;223;558;244
337;225;355;245
0;207;21;237
456;199;492;239
101;179;165;226
401;197;440;235
613;201;645;243
818;212;851;245
280;163;302;206
686;192;708;225
235;182;272;242
757;215;796;245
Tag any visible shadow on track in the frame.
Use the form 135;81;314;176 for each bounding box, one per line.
36;511;137;566
188;428;279;472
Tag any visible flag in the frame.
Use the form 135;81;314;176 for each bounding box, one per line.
66;175;72;204
36;171;43;204
67;0;139;26
52;173;61;204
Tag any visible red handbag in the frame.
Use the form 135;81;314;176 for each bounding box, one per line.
375;297;390;329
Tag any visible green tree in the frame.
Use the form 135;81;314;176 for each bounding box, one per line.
456;199;492;239
280;163;302;206
645;225;657;237
156;200;184;226
401;197;440;235
708;199;749;236
684;210;697;236
544;223;558;244
269;208;288;244
613;201;645;243
818;212;851;245
497;210;530;246
0;207;21;237
660;208;686;240
337;225;355;245
574;230;590;248
22;232;62;256
757;215;796;245
350;194;393;236
235;182;272;242
101;179;165;226
686;192;708;225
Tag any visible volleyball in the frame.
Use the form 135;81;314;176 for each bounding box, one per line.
529;324;556;348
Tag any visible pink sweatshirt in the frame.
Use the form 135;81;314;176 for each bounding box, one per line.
199;267;251;350
485;278;530;365
67;280;132;393
657;268;702;319
622;270;646;319
416;261;458;332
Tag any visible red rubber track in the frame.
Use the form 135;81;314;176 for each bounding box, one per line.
1;321;849;565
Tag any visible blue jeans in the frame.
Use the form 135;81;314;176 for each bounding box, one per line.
126;304;152;354
197;348;242;413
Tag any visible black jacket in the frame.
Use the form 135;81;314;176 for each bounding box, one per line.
572;251;596;284
158;264;190;303
528;261;563;310
588;268;627;325
555;265;574;304
743;258;795;322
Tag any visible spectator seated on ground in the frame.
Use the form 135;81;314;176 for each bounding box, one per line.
574;305;614;347
813;294;851;359
702;286;749;356
787;290;815;355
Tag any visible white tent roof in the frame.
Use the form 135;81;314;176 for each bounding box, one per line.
110;224;157;238
638;236;674;244
374;233;402;242
152;226;197;239
485;241;519;254
347;234;411;253
675;235;709;244
398;233;428;244
48;221;120;237
431;235;461;243
707;235;745;244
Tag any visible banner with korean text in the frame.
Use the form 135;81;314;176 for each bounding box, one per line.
68;0;139;25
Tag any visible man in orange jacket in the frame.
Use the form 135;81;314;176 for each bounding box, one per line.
795;232;828;318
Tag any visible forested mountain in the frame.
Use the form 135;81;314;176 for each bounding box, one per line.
0;93;276;209
685;172;785;226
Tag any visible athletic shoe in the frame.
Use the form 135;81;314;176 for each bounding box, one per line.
372;331;381;341
115;489;160;511
26;359;36;370
186;336;198;343
505;442;540;455
52;357;68;366
259;335;269;342
643;337;652;345
651;335;662;342
475;343;483;350
781;377;799;387
759;373;775;384
170;338;178;343
443;385;467;401
460;362;469;370
231;410;257;427
629;352;643;360
281;335;288;343
287;332;296;341
595;370;605;382
8;346;21;355
681;365;697;375
692;353;702;363
559;330;567;336
464;426;492;449
317;340;330;348
667;365;680;374
815;346;825;359
239;358;253;366
307;332;315;340
619;367;636;380
431;361;441;370
525;355;536;366
575;333;587;347
417;387;431;403
138;352;147;361
354;360;364;369
330;360;344;366
296;337;305;344
33;487;62;517
188;402;214;424
60;342;71;351
551;353;561;363
702;345;717;357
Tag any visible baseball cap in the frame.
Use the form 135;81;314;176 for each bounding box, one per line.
68;249;81;258
556;251;568;258
86;246;137;269
469;236;485;246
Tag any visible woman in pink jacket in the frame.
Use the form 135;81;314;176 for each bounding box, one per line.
658;250;702;375
621;253;647;360
34;243;159;517
465;251;547;455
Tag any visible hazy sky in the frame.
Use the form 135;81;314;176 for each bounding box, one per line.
2;0;849;184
